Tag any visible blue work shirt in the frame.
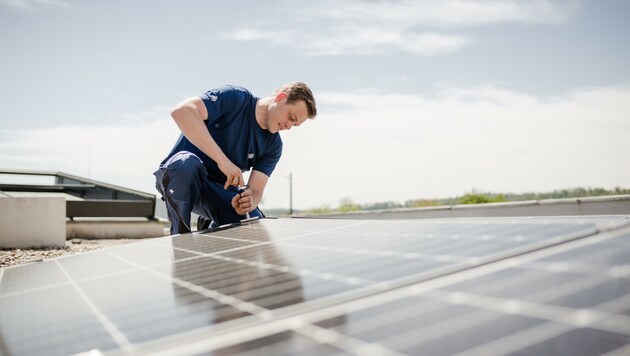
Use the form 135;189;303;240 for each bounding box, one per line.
161;85;283;183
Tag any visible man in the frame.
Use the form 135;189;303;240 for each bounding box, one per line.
154;82;317;234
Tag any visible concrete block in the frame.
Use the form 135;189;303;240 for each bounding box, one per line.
0;197;66;248
66;219;167;239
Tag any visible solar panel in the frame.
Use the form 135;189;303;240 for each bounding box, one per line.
0;216;628;355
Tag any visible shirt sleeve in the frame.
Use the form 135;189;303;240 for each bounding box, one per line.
254;135;283;177
199;86;237;123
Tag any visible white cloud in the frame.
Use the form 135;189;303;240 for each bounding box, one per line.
315;0;575;27
227;29;278;42
267;84;630;209
224;26;469;56
3;83;628;211
223;0;576;56
0;106;178;196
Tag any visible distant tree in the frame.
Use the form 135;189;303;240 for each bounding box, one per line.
459;193;492;204
303;186;629;213
337;197;361;212
406;199;442;208
363;201;404;210
458;190;506;205
304;205;334;215
613;186;630;195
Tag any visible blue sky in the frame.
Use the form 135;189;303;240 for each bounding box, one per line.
1;0;629;210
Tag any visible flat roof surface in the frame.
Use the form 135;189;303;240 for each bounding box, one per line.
1;216;629;355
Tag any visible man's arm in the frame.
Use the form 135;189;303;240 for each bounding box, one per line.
231;170;269;215
171;96;244;189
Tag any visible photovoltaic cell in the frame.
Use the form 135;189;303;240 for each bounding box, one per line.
299;224;630;355
0;216;628;355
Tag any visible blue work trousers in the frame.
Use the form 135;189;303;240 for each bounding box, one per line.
154;151;262;234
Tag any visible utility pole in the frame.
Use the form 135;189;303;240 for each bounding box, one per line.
289;172;293;215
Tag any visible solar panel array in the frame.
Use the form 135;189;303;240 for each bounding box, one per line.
1;216;629;355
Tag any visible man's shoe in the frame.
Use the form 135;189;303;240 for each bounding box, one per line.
196;216;217;231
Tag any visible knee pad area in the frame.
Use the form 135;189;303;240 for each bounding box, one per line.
165;153;204;178
162;154;205;200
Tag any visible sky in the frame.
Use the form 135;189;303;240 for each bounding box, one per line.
1;0;629;211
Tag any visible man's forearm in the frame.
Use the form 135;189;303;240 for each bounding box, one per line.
171;105;229;166
250;189;263;210
246;170;270;212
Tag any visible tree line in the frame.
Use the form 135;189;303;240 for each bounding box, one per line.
298;186;630;215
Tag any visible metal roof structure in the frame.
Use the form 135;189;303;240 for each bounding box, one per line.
0;169;156;219
1;216;629;355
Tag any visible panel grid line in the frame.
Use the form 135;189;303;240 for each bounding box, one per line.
260;217;627;227
518;274;610;302
113;217;576;354
450;321;575;356
169;219;608;296
228;224;630;349
516;259;630;279
362;271;614;350
147;240;379;288
457;293;630;356
329;299;448;337
202;220;371;243
292;322;404;356
128;221;630;354
273;241;470;263
53;260;135;354
3;217;628;356
601;343;630;356
450;292;630;355
102;249;272;319
0;262;145;299
4;225;382;300
131;316;312;356
400;278;603;349
281;229;630;355
422;290;630;335
377;307;506;351
1;221;370;299
595;293;630;314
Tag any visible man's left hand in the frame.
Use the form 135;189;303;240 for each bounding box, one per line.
232;189;254;216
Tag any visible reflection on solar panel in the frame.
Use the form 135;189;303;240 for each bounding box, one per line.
1;216;629;355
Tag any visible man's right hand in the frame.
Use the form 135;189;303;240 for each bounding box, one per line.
218;159;244;189
171;97;243;189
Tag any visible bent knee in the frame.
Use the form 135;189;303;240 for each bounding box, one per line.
166;151;203;170
164;151;205;179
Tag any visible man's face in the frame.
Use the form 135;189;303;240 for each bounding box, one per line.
267;93;309;133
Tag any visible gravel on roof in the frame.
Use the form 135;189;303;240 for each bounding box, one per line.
1;239;139;268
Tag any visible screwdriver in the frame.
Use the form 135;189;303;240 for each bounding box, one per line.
238;186;250;219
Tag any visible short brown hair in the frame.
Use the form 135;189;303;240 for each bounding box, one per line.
277;82;317;119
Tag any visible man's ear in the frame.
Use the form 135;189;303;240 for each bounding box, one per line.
274;92;287;103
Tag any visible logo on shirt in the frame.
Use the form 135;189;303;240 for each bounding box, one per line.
209;94;218;102
247;153;254;159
